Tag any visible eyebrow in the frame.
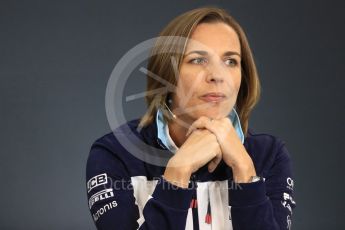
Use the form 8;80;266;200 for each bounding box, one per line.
184;50;241;58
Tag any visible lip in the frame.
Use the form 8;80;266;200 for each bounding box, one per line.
200;92;226;102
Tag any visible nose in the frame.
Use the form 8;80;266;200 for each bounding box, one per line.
205;62;225;83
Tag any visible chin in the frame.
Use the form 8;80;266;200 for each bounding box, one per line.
191;109;229;120
176;101;232;121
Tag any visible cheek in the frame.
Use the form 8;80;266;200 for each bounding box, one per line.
226;72;241;94
236;75;242;92
176;68;203;97
174;75;194;104
232;70;242;92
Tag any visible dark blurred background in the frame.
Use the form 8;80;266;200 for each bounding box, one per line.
1;0;344;229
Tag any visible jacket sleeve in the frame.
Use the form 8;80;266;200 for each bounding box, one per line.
86;144;194;230
229;142;296;230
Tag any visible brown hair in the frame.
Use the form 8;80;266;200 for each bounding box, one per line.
138;6;261;136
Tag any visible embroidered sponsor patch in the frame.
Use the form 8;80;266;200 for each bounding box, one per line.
89;188;114;209
281;200;292;213
283;192;296;205
87;173;108;193
287;215;292;230
281;192;296;214
286;177;294;191
93;201;118;222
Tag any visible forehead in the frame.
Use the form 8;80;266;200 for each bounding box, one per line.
185;22;241;54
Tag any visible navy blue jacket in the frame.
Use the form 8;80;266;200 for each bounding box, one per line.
86;118;296;229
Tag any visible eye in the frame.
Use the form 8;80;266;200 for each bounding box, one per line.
189;57;207;65
224;58;238;67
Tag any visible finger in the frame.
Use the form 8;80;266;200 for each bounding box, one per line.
220;117;234;132
186;117;216;136
208;157;221;173
186;117;208;135
208;154;222;173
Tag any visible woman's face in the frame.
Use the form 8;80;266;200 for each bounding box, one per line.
171;22;242;123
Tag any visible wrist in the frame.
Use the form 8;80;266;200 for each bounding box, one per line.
231;158;256;183
164;160;192;188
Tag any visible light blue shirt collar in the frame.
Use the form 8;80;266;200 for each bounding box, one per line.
156;107;244;153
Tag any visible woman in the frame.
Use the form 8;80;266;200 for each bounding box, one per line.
86;6;296;230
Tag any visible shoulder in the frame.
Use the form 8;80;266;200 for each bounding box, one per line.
89;118;144;157
245;128;286;150
91;118;141;150
86;119;145;177
245;128;292;176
